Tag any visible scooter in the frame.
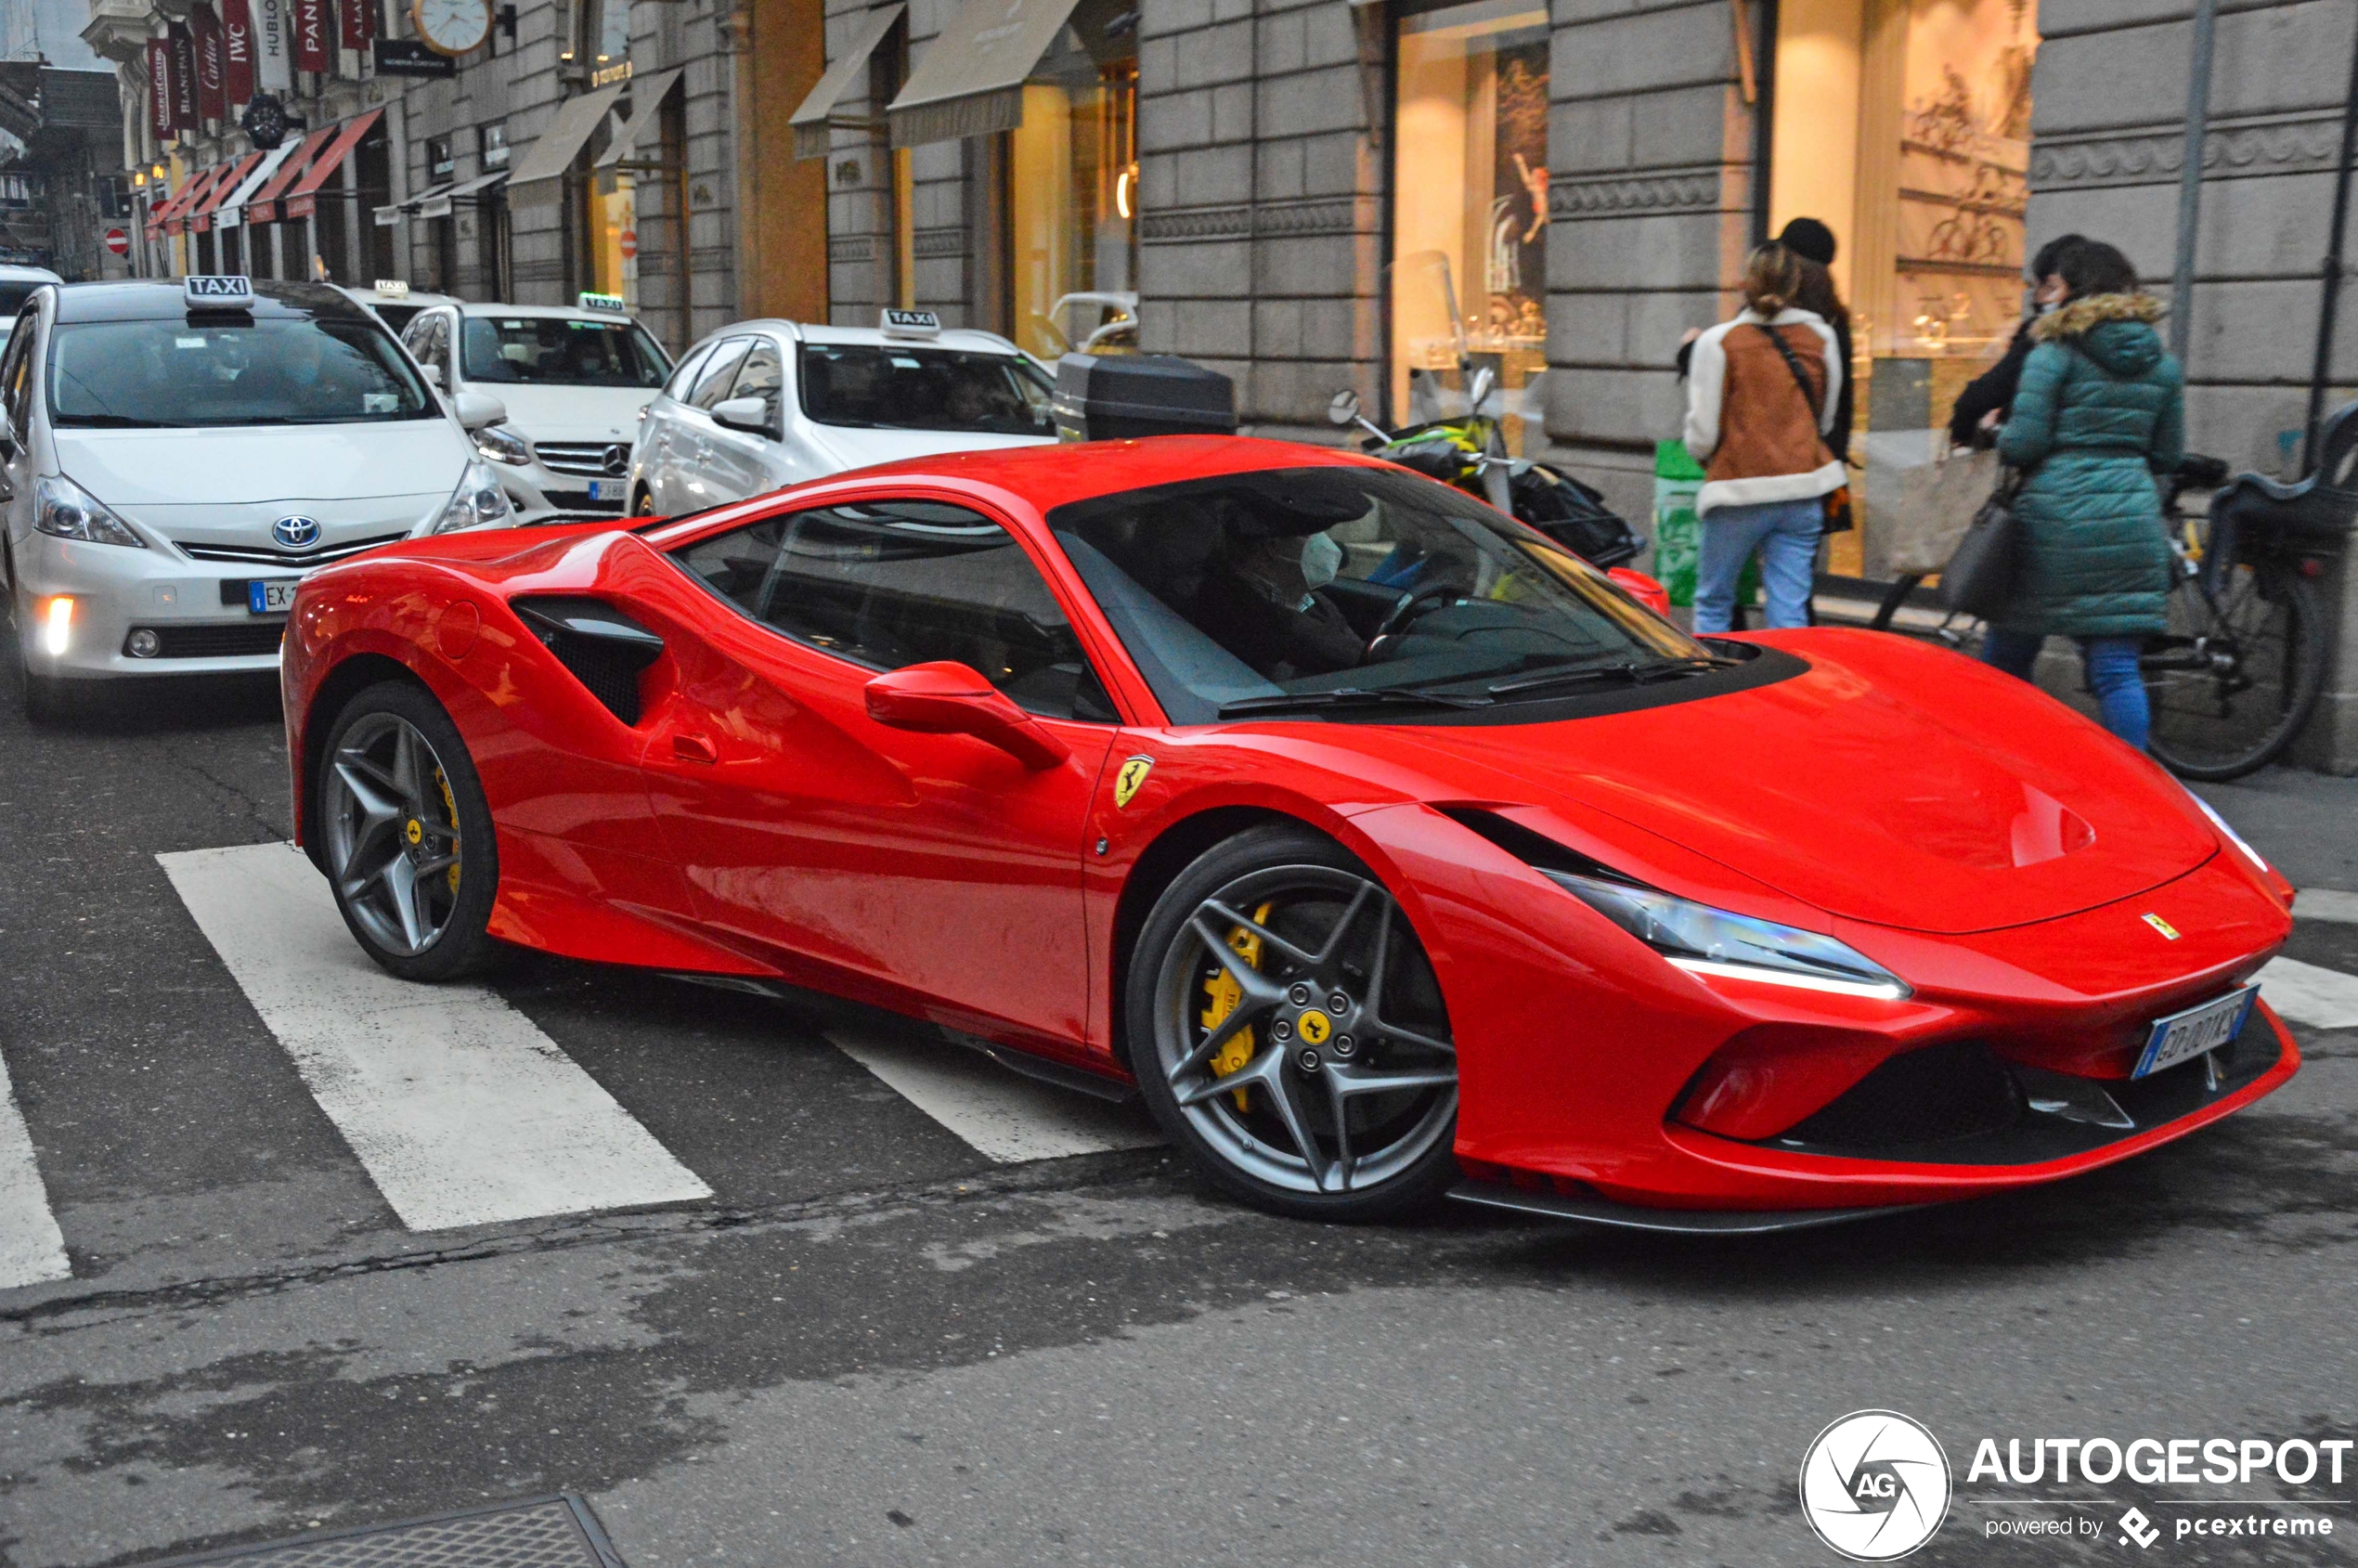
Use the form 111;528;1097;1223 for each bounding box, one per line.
1326;372;1670;616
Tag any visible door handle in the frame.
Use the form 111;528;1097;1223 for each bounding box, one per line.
672;733;717;764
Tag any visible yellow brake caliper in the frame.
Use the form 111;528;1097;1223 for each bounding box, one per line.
1200;902;1273;1112
434;768;461;897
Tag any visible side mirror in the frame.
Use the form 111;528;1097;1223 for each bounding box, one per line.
711;395;774;437
863;661;1069;771
418;361;444;388
452;389;508;431
0;410;16;460
1327;388;1360;427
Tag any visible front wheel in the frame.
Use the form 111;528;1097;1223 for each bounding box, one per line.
315;680;503;980
2144;559;2326;781
1126;825;1459;1221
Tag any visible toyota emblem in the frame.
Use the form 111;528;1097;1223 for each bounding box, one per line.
602;445;629;477
272;515;323;549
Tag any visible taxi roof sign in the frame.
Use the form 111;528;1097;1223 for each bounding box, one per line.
881;307;941;338
577;292;627;315
374;279;410;298
184;274;254;309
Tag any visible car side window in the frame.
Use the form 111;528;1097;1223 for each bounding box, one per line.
688;337;753;411
669;499;1119;722
729;338;784;410
664;341;713;400
1;311;33;433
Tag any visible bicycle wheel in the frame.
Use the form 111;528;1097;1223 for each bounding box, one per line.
2144;556;2326;781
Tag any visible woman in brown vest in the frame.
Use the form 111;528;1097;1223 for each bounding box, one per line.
1679;242;1846;632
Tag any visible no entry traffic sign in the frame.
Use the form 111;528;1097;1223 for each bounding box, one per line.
104;227;130;256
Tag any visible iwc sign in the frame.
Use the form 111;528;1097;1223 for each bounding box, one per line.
1800;1409;1952;1561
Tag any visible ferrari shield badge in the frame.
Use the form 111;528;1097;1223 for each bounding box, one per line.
1113;756;1155;809
2142;913;2182;940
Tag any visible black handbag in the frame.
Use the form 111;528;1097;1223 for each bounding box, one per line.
1937;468;2023;618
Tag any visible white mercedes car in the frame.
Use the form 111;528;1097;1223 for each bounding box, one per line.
626;310;1056;516
1;277;512;719
401;300;671;515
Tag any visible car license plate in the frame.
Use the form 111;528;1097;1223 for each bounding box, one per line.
588;479;622;502
247;578;301;615
2133;982;2261;1079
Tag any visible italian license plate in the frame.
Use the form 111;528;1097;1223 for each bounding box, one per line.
588;479;623;502
247;578;301;615
2133;982;2261;1079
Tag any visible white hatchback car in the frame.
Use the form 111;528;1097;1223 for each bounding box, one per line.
0;277;512;719
628;311;1056;516
402;301;672;515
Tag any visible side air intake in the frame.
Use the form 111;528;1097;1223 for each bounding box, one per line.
511;597;665;725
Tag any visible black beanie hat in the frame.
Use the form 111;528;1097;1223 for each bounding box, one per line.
1777;217;1837;266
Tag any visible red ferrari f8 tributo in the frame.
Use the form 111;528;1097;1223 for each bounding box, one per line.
282;437;2298;1225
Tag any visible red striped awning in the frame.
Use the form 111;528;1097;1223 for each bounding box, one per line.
282;109;382;220
152;162;230;236
242;123;337;225
190;151;263;233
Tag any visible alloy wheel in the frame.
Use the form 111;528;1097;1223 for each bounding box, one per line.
322;712;464;958
1150;864;1457;1196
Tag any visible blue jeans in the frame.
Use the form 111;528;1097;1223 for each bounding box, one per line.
1694;499;1821;633
1981;628;2150;750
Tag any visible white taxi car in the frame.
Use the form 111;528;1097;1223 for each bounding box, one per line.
627;310;1055;516
1;277;512;719
402;298;671;515
338;279;460;336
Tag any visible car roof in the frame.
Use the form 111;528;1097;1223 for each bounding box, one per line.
454;301;641;324
343;285;459;305
52;279;377;325
0;265;61;283
744;435;1390;521
689;317;1024;356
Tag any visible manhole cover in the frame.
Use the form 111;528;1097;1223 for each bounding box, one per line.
147;1494;627;1567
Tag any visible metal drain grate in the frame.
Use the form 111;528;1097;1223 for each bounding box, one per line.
148;1494;628;1568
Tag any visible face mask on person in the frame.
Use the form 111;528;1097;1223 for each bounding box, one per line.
1300;532;1341;592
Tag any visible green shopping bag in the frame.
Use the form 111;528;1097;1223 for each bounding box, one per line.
1652;439;1758;612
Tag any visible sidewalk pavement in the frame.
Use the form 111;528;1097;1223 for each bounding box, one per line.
2192;768;2358;894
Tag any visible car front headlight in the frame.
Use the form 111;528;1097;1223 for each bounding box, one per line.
2183;786;2271;875
431;460;515;534
1545;870;1911;1000
33;474;147;549
473;422;533;467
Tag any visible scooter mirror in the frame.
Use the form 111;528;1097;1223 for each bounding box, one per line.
1327;388;1361;426
1466;366;1496;413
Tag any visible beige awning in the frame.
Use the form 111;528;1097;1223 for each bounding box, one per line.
506;80;630;210
887;0;1083;149
593;68;685;171
788;4;903;161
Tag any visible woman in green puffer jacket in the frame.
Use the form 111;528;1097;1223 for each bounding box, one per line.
1982;240;2183;750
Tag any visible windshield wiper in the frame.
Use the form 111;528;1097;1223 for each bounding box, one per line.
1485;655;1737;699
1219;687;1495;719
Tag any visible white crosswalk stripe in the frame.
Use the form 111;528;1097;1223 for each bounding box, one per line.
2294;888;2358;926
825;1027;1161;1163
160;842;713;1232
0;1043;70;1289
2257;956;2358;1032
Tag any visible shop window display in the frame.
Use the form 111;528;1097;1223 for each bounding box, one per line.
1390;3;1549;453
1006;6;1138;361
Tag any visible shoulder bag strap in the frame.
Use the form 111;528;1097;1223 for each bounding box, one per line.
1753;320;1823;423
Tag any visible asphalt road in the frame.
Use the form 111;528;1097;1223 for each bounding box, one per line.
2;674;2355;1568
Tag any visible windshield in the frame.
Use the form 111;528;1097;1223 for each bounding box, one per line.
798;343;1054;436
46;316;435;428
460;316;669;387
0;282;47;316
1051;466;1704;723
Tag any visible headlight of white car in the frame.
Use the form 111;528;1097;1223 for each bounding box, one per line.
473;423;533;467
33;474;147;549
1546;870;1911;1000
432;460;514;534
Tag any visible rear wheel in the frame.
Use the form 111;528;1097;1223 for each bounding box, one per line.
315;680;502;980
632;486;660;519
2144;556;2326;781
1127;825;1459;1221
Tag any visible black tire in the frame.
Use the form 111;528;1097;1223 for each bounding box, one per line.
2145;560;2326;781
1126;823;1459;1222
314;678;504;981
631;486;659;518
13;607;66;725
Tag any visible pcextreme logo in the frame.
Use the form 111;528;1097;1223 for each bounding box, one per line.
1800;1410;1953;1561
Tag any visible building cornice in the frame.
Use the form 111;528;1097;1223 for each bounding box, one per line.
2030;112;2346;191
1548;164;1735;220
80;0;153;63
1138;194;1373;245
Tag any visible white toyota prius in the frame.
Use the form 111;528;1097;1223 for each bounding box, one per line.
0;277;512;719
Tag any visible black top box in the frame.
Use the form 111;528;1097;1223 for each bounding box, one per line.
1053;353;1237;442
